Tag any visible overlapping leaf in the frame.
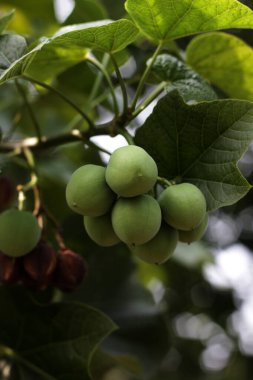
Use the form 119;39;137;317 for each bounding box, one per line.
125;0;253;43
152;54;217;102
135;92;253;210
186;32;253;101
0;287;116;380
0;19;139;83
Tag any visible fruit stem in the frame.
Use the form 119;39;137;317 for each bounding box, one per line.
118;128;134;145
157;176;174;187
18;190;25;210
41;205;66;250
16;148;41;213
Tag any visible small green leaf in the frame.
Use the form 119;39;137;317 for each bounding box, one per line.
186;32;253;102
135;92;253;210
0;34;27;75
125;0;253;43
152;54;217;102
0;287;117;380
0;19;139;83
0;9;15;34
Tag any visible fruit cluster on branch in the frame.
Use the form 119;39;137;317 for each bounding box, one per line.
0;177;88;292
66;145;208;265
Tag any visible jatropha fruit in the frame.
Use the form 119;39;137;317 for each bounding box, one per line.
158;183;207;231
66;144;208;265
105;145;158;197
0;209;41;257
66;164;116;216
111;195;161;246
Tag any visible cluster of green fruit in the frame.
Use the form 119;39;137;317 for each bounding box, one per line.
66;145;208;265
0;177;87;291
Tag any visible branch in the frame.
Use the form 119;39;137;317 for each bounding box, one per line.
0;124;110;153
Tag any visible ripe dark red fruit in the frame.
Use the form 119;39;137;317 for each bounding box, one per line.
0;176;15;211
23;241;57;282
0;252;21;284
54;249;88;292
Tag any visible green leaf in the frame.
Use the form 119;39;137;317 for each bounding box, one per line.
125;0;253;43
63;0;107;25
0;9;15;34
186;32;253;102
135;92;253;211
0;34;27;75
53;19;139;53
0;19;139;83
0;287;117;380
152;54;217;102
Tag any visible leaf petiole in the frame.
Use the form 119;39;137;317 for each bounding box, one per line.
130;42;163;110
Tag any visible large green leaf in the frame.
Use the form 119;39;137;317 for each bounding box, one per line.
186;32;253;102
53;19;139;52
125;0;253;43
135;92;253;211
152;54;217;102
0;19;139;83
0;287;116;380
0;9;15;34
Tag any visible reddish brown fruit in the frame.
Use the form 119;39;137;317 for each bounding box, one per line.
23;241;57;282
0;252;21;284
54;249;88;292
0;176;15;211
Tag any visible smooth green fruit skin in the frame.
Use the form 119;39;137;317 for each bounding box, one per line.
84;214;121;247
133;224;178;265
105;145;158;197
0;209;41;257
112;195;161;246
66;165;116;216
179;213;208;244
158;183;206;231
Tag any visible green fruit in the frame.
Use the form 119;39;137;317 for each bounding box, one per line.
84;213;121;247
179;213;208;244
105;145;158;197
66;164;116;216
133;224;178;264
0;209;41;257
158;183;206;231
112;195;161;246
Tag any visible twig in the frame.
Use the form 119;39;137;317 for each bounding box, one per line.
15;80;42;142
22;75;95;131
